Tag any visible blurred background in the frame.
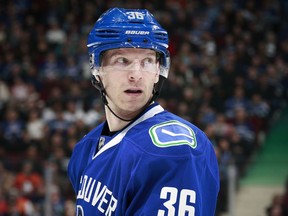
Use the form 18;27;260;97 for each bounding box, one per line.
0;0;287;215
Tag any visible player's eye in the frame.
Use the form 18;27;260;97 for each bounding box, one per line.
142;57;155;66
115;57;129;65
107;57;132;71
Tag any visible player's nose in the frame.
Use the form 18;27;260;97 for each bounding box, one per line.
128;60;142;81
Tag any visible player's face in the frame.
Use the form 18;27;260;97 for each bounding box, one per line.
99;48;160;118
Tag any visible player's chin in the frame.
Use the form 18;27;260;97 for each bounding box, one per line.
124;99;148;111
124;91;143;99
124;92;145;102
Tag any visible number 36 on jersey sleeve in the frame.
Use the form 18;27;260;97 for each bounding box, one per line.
158;187;196;216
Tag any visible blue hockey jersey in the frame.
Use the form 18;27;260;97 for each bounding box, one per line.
68;103;219;216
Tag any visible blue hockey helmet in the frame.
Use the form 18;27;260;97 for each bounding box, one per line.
87;8;170;99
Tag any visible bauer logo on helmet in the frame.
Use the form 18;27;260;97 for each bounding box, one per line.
125;30;150;35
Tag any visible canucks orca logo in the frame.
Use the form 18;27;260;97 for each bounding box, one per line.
149;120;197;148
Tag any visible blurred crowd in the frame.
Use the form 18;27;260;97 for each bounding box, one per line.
0;0;288;215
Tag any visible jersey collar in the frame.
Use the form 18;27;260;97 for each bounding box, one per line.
93;103;164;158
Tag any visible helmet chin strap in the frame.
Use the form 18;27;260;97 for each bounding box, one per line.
93;75;152;122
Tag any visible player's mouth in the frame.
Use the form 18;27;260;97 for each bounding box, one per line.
124;88;143;95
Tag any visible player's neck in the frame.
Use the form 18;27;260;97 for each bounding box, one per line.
105;109;132;132
105;101;154;131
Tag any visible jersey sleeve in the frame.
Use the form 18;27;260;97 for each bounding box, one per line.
122;136;219;216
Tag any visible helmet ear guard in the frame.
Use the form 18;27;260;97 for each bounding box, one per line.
151;75;165;102
90;53;100;90
91;74;108;105
90;53;108;104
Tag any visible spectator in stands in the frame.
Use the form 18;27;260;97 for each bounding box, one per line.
212;113;235;139
266;194;286;216
0;108;26;153
40;52;62;80
24;145;44;174
46;20;67;45
83;100;104;128
10;76;29;103
0;79;10;109
63;100;85;123
283;177;288;215
26;110;45;142
7;188;36;215
249;92;271;145
48;112;70;135
64;199;76;216
232;106;256;156
0;188;9;215
217;138;234;213
0;161;15;198
49;184;66;216
63;56;81;80
14;161;44;202
225;86;250;119
198;103;217;127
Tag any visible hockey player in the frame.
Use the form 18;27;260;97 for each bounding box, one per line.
68;8;219;216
